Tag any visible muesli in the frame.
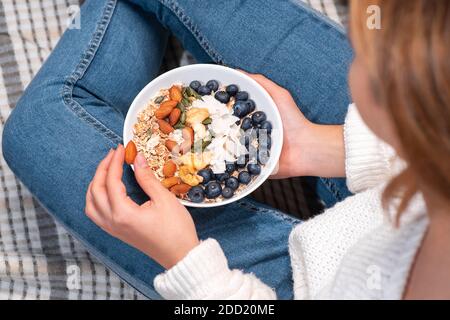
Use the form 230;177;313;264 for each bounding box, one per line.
125;80;272;203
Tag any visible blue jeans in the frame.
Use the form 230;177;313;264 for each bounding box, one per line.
2;0;353;299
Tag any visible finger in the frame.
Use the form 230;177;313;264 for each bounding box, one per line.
90;149;115;216
237;70;288;99
85;182;105;226
86;181;93;203
106;144;138;210
250;75;285;97
133;152;167;200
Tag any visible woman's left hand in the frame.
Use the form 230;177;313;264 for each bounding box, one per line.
85;144;200;269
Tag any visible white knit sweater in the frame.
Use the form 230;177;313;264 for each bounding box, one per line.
153;104;429;300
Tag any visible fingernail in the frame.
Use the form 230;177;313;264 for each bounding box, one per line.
135;153;148;168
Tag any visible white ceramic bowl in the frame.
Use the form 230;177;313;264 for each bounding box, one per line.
123;64;283;207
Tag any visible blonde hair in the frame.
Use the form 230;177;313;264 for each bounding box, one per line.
350;0;450;216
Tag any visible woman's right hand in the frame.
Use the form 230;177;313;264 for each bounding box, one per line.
243;72;346;179
85;146;200;270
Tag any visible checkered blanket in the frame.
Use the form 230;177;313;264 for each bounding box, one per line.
0;0;346;299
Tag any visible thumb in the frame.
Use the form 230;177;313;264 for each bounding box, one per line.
133;153;166;198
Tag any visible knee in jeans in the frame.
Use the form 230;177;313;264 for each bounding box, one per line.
2;88;49;173
3;101;28;170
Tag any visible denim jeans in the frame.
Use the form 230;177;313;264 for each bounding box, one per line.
2;0;353;299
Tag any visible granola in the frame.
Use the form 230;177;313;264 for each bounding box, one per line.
127;80;272;204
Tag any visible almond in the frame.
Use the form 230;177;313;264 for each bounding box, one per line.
124;140;137;165
163;160;177;178
161;100;178;109
157;119;174;134
182;127;194;144
169;108;181;126
170;183;191;195
169;85;183;102
155;100;177;119
165;139;178;152
162;177;181;189
154;106;172;119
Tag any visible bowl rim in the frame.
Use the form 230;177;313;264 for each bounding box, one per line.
123;64;283;208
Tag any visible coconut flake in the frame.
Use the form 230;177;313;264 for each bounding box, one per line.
168;129;184;145
146;134;160;151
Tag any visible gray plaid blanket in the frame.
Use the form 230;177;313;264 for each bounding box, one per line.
0;0;346;299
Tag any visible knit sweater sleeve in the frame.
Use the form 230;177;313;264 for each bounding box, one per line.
344;103;400;193
154;239;276;300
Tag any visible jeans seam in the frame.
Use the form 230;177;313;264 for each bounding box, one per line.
236;198;300;226
159;0;225;65
320;177;343;201
259;208;300;225
61;0;122;145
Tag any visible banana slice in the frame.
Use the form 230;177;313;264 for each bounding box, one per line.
186;108;209;126
179;165;202;186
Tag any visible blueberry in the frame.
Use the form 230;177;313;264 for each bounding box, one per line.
187;186;205;203
235;91;249;101
215;173;230;183
226;84;239;96
246;99;256;113
225;162;236;174
243;128;257;149
238;171;252;184
251;111;267;126
205;182;222;199
197;168;213;185
247;163;262;175
225;177;239;190
214;91;230;104
236;155;248;168
198;85;212;96
206;80;219;92
233;101;250;118
189;80;201;92
258;121;272;134
241;117;252;131
221;187;234;199
243;133;251;149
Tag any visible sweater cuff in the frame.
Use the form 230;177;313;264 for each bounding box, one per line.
344;104;397;193
154;239;231;300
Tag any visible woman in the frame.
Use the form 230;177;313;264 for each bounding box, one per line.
3;0;449;299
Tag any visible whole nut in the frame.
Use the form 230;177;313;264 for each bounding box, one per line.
155;100;178;119
163;160;177;178
169;86;183;102
161;177;181;189
124;140;137;165
169;108;181;126
165;139;178;152
170;183;191;195
157;120;174;134
186;108;209;126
